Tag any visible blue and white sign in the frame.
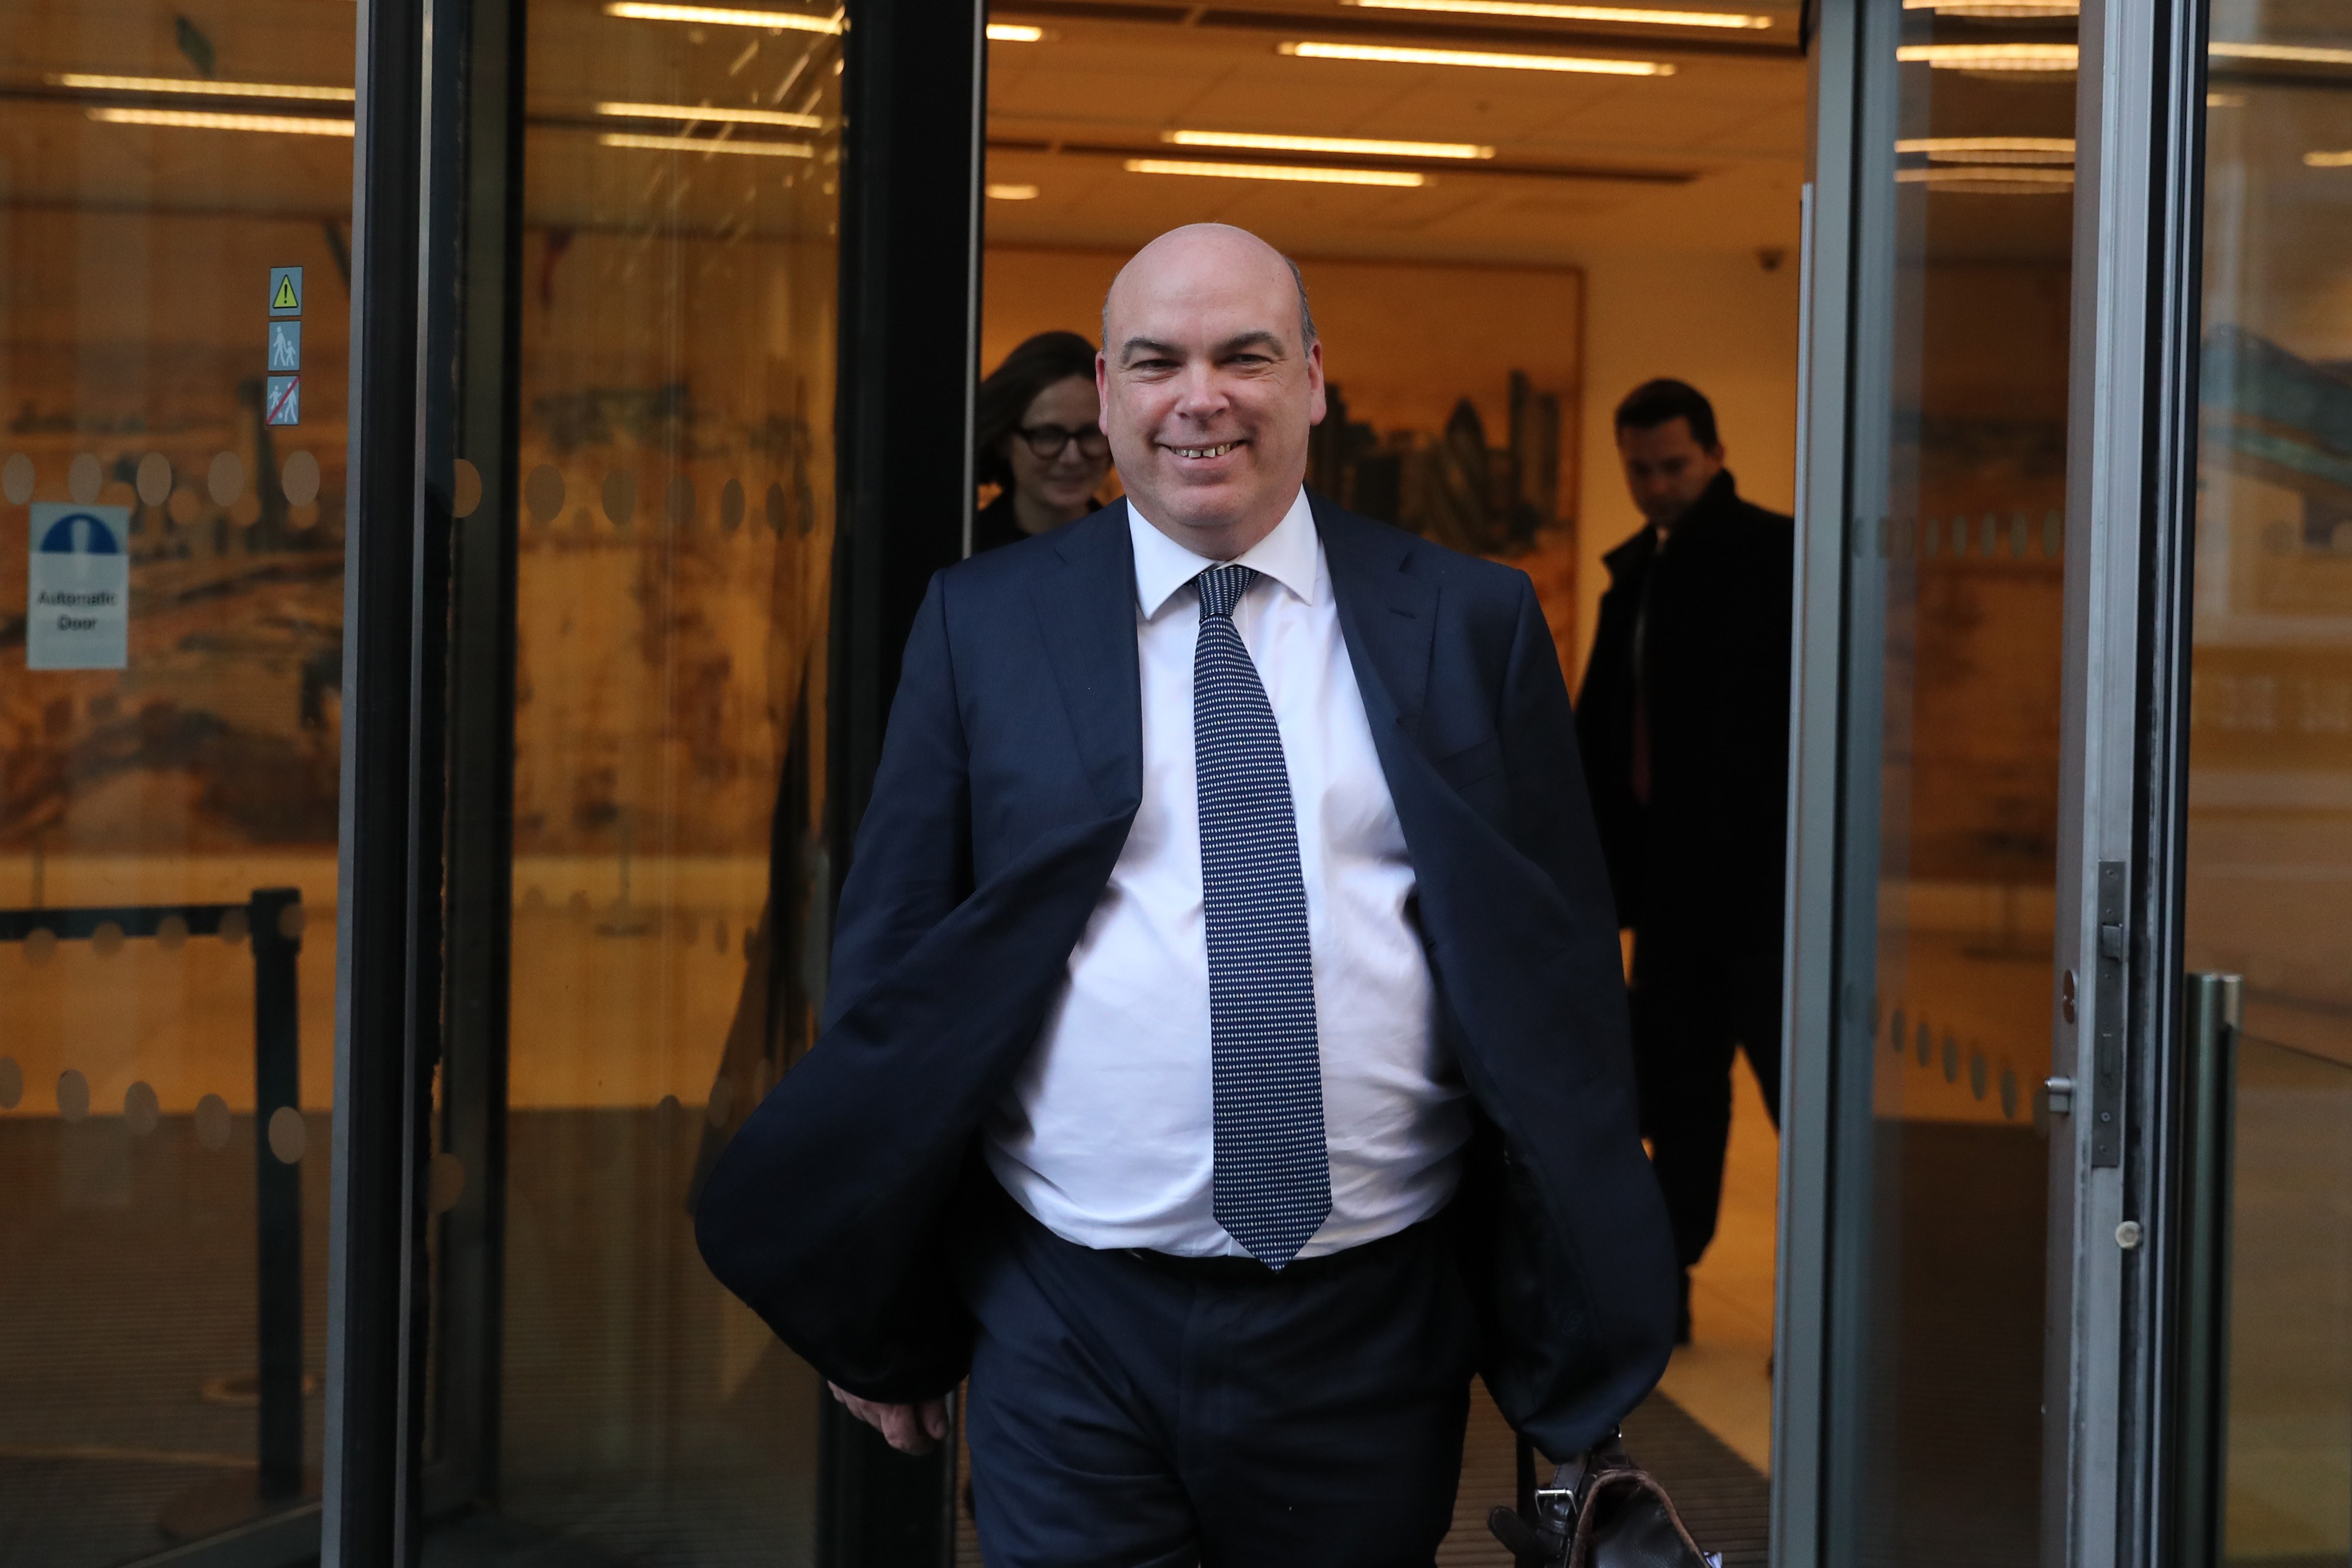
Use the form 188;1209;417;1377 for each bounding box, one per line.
27;503;130;670
268;319;301;372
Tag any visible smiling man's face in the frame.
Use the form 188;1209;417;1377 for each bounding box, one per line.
1098;224;1326;561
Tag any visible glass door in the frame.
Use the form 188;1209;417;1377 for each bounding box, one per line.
2180;8;2352;1562
0;0;356;1560
1783;2;2217;1561
1812;0;2079;1559
415;0;845;1556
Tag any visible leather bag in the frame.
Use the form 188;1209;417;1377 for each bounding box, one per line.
1488;1432;1720;1568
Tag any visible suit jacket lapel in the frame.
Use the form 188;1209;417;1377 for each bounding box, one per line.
1315;493;1436;753
1031;501;1145;815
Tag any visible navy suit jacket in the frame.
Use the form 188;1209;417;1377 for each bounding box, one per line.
695;493;1677;1457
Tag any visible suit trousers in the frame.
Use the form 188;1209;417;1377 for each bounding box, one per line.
957;1192;1479;1568
1628;927;1782;1274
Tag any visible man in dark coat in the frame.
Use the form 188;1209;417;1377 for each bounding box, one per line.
1575;379;1793;1345
696;224;1675;1566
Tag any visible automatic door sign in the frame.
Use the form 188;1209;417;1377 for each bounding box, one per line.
265;373;300;426
269;266;302;316
27;503;130;670
268;319;301;372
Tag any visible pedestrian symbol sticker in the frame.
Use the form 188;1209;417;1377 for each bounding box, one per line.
27;503;131;671
269;266;302;316
269;319;302;371
265;375;300;426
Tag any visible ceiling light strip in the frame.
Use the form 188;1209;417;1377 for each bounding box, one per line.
2210;40;2352;68
603;2;840;33
987;23;1044;41
50;72;355;101
1896;166;2074;185
1901;1;2077;13
597;99;824;128
1164;129;1493;159
1278;41;1674;75
599;130;815;156
1339;0;1770;26
1895;42;2080;69
88;106;355;134
1124;158;1427;187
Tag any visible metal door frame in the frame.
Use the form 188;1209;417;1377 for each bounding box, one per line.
1776;3;2211;1564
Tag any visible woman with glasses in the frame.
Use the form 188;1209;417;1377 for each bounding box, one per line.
973;329;1114;553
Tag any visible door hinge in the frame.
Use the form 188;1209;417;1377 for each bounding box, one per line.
2090;861;2126;1168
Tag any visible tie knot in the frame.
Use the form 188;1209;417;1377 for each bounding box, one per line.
1195;564;1259;621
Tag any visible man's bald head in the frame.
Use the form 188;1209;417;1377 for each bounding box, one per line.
1103;224;1317;356
1095;224;1328;560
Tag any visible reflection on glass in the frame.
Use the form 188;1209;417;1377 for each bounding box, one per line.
469;0;840;1555
1829;1;2076;1559
0;0;351;1557
2190;8;2352;1559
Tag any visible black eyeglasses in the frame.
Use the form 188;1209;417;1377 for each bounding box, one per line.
1017;422;1110;460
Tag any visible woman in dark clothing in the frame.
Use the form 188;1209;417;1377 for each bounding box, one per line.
972;330;1113;552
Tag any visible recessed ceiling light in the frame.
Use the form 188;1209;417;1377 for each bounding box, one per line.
1895;43;2079;70
1278;41;1675;75
597;100;824;128
49;72;355;101
2211;40;2352;68
603;3;840;33
987;182;1041;199
599;131;815;155
1164;129;1494;159
1124;158;1428;186
1339;0;1769;27
88;106;353;134
1896;135;2073;164
987;23;1044;41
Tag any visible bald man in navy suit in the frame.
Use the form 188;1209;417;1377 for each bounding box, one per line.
697;224;1676;1567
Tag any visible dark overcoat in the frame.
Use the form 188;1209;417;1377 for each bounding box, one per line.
1573;472;1795;946
695;493;1678;1458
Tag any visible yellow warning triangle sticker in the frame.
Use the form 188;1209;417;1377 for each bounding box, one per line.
273;275;299;310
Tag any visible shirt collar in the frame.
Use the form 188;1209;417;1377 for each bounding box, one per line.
1127;486;1319;620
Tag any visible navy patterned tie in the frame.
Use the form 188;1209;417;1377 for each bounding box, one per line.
1194;563;1331;1269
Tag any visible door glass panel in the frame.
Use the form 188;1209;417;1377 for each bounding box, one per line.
1826;1;2077;1558
2189;9;2352;1560
0;1;352;1560
420;0;842;1557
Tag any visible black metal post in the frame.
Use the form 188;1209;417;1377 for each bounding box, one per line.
333;0;435;1546
251;888;308;1499
2170;971;2240;1568
821;0;985;1562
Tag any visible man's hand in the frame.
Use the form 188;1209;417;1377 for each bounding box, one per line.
829;1383;950;1455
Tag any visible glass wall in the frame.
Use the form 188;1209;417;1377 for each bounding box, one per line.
1825;1;2077;1559
2188;7;2352;1560
0;1;353;1560
417;0;843;1557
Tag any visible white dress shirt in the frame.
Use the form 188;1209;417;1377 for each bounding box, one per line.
982;488;1470;1258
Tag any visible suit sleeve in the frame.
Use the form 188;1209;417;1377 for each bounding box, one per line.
823;571;973;1033
1498;575;1619;927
